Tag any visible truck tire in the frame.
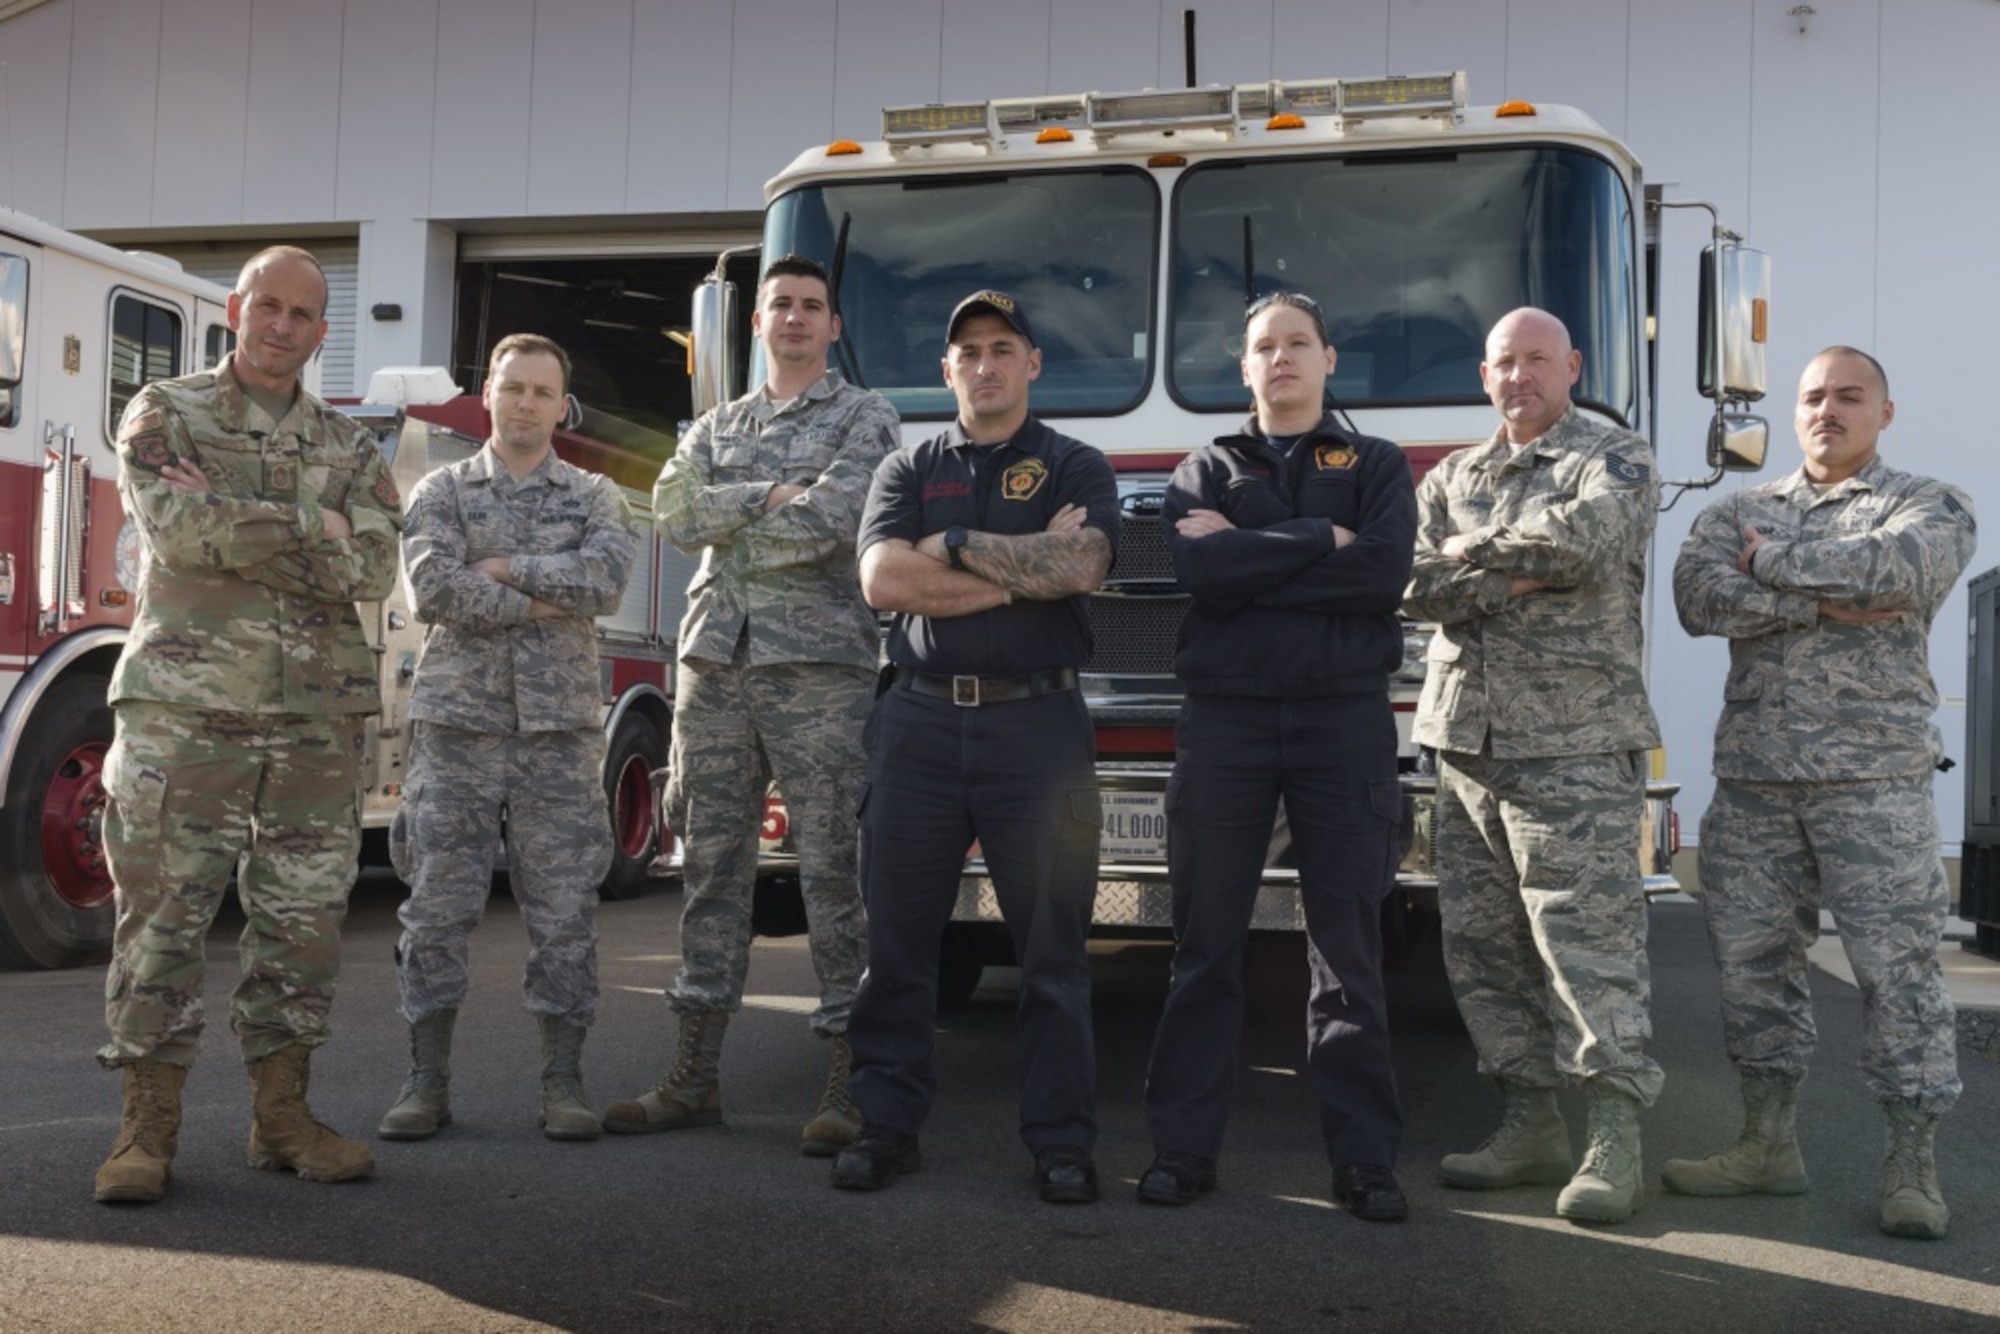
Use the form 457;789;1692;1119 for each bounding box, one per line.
0;673;118;969
599;707;668;902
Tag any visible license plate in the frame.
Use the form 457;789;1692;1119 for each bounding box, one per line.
1100;790;1167;862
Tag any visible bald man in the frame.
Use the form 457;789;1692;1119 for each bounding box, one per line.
94;246;400;1204
1403;307;1663;1226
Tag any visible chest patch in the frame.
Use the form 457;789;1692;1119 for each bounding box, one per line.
1313;443;1357;471
1001;458;1049;501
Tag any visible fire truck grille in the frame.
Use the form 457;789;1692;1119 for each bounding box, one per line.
1086;508;1185;676
1110;511;1175;581
1085;595;1187;675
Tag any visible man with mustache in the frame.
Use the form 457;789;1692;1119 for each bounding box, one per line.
1669;346;1975;1240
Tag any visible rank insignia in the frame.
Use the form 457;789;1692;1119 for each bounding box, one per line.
1603;450;1651;486
1001;458;1049;501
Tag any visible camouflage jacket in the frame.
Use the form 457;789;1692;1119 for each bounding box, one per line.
1404;407;1662;758
1673;456;1976;782
109;355;401;715
653;371;899;670
403;444;638;733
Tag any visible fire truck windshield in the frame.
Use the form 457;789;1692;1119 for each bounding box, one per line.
765;167;1158;420
764;144;1634;427
1171;145;1637;423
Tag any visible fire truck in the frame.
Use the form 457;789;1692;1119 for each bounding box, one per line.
689;71;1774;1001
0;206;686;970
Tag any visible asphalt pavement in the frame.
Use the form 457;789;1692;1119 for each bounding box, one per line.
3;872;1998;1333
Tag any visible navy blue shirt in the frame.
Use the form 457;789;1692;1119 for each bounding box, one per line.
858;416;1118;676
1164;412;1415;697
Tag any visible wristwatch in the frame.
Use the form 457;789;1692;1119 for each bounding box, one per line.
944;525;970;571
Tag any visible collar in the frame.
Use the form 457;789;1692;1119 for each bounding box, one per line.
469;441;567;488
213;354;308;434
1469;405;1585;472
944;415;1046;457
1218;410;1353;455
1775;454;1885;505
751;369;845;424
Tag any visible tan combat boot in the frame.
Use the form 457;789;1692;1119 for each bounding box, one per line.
246;1045;376;1182
1661;1067;1808;1196
603;1010;727;1133
537;1015;602;1141
1439;1085;1573;1189
94;1061;190;1204
1879;1100;1948;1239
800;1032;862;1158
377;1010;457;1141
1556;1086;1643;1224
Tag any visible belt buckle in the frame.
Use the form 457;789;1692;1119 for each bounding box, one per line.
951;675;981;707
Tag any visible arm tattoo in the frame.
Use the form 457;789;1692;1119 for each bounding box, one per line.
963;527;1112;600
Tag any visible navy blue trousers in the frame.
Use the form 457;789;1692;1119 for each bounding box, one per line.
846;685;1101;1152
1144;691;1405;1168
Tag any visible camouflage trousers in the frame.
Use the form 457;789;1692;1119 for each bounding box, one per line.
1698;775;1959;1112
668;655;872;1036
1435;748;1664;1107
390;723;609;1025
98;702;364;1068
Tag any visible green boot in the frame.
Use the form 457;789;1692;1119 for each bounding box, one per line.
604;1010;728;1133
537;1016;602;1142
378;1010;457;1141
1439;1085;1572;1189
1661;1067;1807;1196
1879;1101;1948;1240
800;1033;862;1158
1556;1087;1643;1224
94;1061;189;1204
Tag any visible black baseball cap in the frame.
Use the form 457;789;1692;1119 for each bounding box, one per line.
946;290;1036;346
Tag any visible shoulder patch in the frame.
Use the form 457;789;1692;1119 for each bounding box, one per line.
373;468;403;511
1000;457;1049;501
1314;442;1358;471
1602;449;1651;486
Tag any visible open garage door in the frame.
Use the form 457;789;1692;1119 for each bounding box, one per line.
455;231;760;450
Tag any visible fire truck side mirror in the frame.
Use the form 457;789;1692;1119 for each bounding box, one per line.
689;274;741;416
1706;411;1769;473
1698;243;1770;404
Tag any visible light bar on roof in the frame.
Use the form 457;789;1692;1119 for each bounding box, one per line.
1086;85;1237;137
882;101;993;146
1339;72;1466;120
991;94;1088;134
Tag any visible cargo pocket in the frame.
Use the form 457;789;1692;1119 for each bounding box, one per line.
388;779;421;882
102;739;167;845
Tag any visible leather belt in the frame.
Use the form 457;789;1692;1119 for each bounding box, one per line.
897;666;1079;708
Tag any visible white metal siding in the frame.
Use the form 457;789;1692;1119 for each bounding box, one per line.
139;240;360;396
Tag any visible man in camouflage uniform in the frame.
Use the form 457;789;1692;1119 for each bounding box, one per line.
378;334;637;1144
1668;346;1975;1240
606;256;899;1155
94;246;400;1204
1404;306;1663;1226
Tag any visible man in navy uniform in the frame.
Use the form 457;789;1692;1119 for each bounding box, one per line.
832;291;1117;1203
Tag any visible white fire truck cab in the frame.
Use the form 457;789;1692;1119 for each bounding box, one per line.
690;71;1775;1000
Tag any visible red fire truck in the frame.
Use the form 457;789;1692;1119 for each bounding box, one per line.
0;207;684;969
687;72;1773;1001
